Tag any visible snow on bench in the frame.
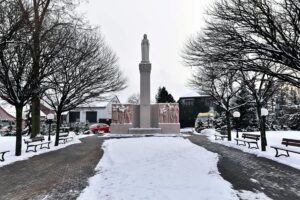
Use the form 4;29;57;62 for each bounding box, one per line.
270;138;300;157
58;136;73;144
214;134;228;140
24;136;52;152
234;138;259;149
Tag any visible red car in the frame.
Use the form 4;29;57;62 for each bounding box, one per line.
89;123;110;133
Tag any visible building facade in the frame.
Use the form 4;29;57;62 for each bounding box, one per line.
65;96;120;125
178;92;214;128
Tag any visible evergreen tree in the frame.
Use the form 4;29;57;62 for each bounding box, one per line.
155;87;175;103
235;84;257;130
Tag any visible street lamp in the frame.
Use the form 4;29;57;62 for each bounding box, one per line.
46;113;54;141
261;108;268;151
233;111;240;138
207;113;212;128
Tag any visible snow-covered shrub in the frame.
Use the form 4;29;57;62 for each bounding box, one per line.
288;113;300;130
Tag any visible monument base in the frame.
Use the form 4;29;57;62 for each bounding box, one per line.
110;123;133;134
159;123;180;134
129;128;162;134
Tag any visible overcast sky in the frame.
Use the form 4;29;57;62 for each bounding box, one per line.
79;0;212;102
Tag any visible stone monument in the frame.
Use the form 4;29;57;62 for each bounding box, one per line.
110;34;180;134
139;34;151;128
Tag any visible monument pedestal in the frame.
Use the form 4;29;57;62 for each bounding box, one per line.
159;123;180;134
129;128;162;134
110;124;133;134
140;104;151;128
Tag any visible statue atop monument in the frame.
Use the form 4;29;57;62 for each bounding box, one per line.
141;34;150;63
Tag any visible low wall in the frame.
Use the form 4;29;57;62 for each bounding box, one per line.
110;103;180;134
110;123;133;134
158;123;180;134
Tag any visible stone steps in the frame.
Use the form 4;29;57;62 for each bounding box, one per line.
128;128;162;134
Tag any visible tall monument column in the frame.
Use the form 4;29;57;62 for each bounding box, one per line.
110;34;180;134
139;34;151;128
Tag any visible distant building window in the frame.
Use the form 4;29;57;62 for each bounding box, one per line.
183;98;194;106
69;112;80;123
86;111;97;123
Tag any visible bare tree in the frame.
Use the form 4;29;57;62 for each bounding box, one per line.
183;0;292;149
17;0;82;138
43;27;126;146
188;0;300;88
0;0;34;156
190;65;244;141
0;0;92;155
240;67;281;150
127;93;140;104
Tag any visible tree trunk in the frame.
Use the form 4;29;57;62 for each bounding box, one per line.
54;111;62;146
226;110;231;141
256;104;267;150
31;97;40;138
15;106;23;156
256;104;262;131
261;116;267;151
31;8;42;138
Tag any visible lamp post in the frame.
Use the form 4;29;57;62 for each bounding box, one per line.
207;113;211;128
46;113;54;141
208;111;214;128
261;108;268;151
233;111;240;138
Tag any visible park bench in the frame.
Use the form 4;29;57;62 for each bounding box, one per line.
24;136;51;152
214;134;228;140
0;150;10;162
270;138;300;157
58;136;73;144
242;133;260;141
58;131;73;144
234;133;260;149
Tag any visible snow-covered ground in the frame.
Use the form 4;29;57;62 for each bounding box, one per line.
200;129;300;170
0;132;92;167
78;137;270;200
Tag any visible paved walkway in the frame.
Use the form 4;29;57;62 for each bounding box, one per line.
189;135;300;200
0;136;104;200
0;135;299;200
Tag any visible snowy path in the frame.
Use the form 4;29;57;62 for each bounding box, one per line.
0;136;104;200
78;137;269;200
0;133;92;168
189;135;300;200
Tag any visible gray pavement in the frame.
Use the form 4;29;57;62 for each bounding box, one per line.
188;135;300;200
0;134;299;200
0;135;104;200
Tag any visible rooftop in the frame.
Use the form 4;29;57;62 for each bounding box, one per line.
180;91;210;99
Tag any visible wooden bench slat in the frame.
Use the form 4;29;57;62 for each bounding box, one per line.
282;138;300;148
282;138;300;143
242;133;260;141
282;142;300;147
